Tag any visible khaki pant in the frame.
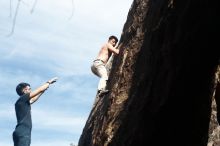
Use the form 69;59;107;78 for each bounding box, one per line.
91;60;108;91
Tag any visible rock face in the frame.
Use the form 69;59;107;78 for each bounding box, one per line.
208;66;220;146
78;0;219;146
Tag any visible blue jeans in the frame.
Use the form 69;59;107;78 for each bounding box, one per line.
13;132;31;146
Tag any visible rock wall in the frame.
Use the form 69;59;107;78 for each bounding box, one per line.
78;0;219;146
208;65;220;146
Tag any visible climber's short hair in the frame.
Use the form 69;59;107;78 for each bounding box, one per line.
109;35;118;43
16;82;30;96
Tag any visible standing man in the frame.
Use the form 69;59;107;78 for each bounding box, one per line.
91;35;119;96
12;77;58;146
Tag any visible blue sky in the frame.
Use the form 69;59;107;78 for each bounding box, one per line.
0;0;132;146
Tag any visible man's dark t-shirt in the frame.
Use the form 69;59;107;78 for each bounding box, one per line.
13;93;32;136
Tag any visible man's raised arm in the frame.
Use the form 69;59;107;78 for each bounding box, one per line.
30;77;58;104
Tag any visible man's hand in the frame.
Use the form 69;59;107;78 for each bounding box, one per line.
47;77;58;84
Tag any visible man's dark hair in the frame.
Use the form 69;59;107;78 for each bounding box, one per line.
16;82;30;96
109;35;118;43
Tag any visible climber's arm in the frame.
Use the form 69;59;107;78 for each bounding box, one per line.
107;43;119;54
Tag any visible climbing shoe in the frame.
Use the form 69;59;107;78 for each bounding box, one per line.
98;89;110;96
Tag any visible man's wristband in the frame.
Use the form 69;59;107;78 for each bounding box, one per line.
46;81;50;84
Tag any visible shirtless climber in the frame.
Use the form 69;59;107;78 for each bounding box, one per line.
91;35;119;96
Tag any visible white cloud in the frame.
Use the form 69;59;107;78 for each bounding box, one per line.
32;108;87;134
0;0;133;75
0;105;14;119
31;139;78;146
0;139;78;146
0;142;11;146
0;0;133;145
